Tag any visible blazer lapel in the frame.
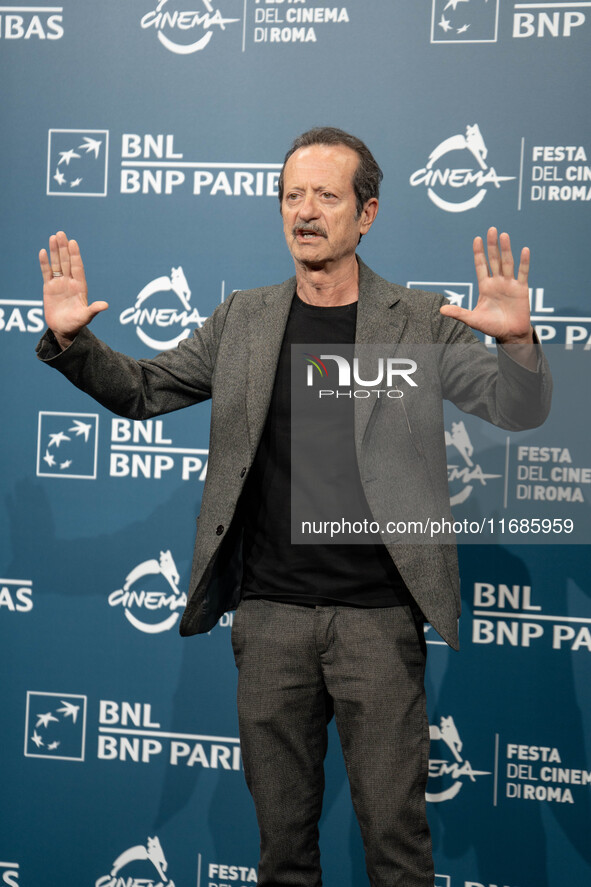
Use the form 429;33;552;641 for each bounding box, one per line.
354;259;409;452
245;276;296;455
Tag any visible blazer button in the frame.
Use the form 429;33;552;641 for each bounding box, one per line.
216;525;224;536
240;467;247;478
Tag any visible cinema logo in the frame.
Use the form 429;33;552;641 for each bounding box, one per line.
98;699;242;770
410;124;515;213
120;132;281;197
303;352;418;400
427;715;491;802
119;265;208;350
108;550;187;634
95;835;176;887
446;421;501;507
140;0;240;54
472;582;591;652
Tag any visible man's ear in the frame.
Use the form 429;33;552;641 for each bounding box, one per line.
359;198;379;235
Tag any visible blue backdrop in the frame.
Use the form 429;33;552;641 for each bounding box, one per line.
2;2;590;886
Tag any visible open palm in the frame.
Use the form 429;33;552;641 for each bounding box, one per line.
39;231;108;347
440;227;533;344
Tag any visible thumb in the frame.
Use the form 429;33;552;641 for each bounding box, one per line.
439;304;473;324
87;301;109;320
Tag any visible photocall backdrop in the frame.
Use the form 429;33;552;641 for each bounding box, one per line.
1;2;590;886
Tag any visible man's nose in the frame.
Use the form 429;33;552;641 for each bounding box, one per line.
298;192;319;220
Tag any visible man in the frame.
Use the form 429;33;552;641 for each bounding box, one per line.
37;127;550;887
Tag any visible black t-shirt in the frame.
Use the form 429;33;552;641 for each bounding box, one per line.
239;293;410;607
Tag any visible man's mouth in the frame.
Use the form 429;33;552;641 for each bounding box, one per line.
293;225;327;240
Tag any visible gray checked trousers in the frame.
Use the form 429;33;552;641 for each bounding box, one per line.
231;599;434;887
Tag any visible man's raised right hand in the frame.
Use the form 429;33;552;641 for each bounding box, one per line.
39;231;108;350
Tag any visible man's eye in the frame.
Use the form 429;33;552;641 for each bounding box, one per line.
322;192;335;199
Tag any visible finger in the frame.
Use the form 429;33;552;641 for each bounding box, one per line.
56;230;72;278
48;234;62;275
487;227;501;276
39;248;53;284
68;239;87;289
473;236;491;283
517;246;530;285
499;231;515;278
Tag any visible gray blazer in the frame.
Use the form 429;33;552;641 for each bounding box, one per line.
37;258;552;649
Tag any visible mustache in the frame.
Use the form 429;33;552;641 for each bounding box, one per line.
292;222;327;238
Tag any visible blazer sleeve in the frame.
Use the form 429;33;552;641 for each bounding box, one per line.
35;290;239;420
429;292;553;431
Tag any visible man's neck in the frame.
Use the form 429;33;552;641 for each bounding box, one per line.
294;254;359;306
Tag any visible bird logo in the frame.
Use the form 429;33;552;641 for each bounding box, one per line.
47;129;109;196
37;413;98;479
25;692;86;760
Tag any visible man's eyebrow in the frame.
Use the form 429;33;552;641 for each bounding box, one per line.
286;184;339;192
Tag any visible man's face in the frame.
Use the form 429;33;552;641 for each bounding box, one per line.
281;144;377;270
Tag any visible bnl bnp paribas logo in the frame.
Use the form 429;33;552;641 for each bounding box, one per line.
46;129;109;196
140;0;240;54
410;123;516;212
47;128;282;198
